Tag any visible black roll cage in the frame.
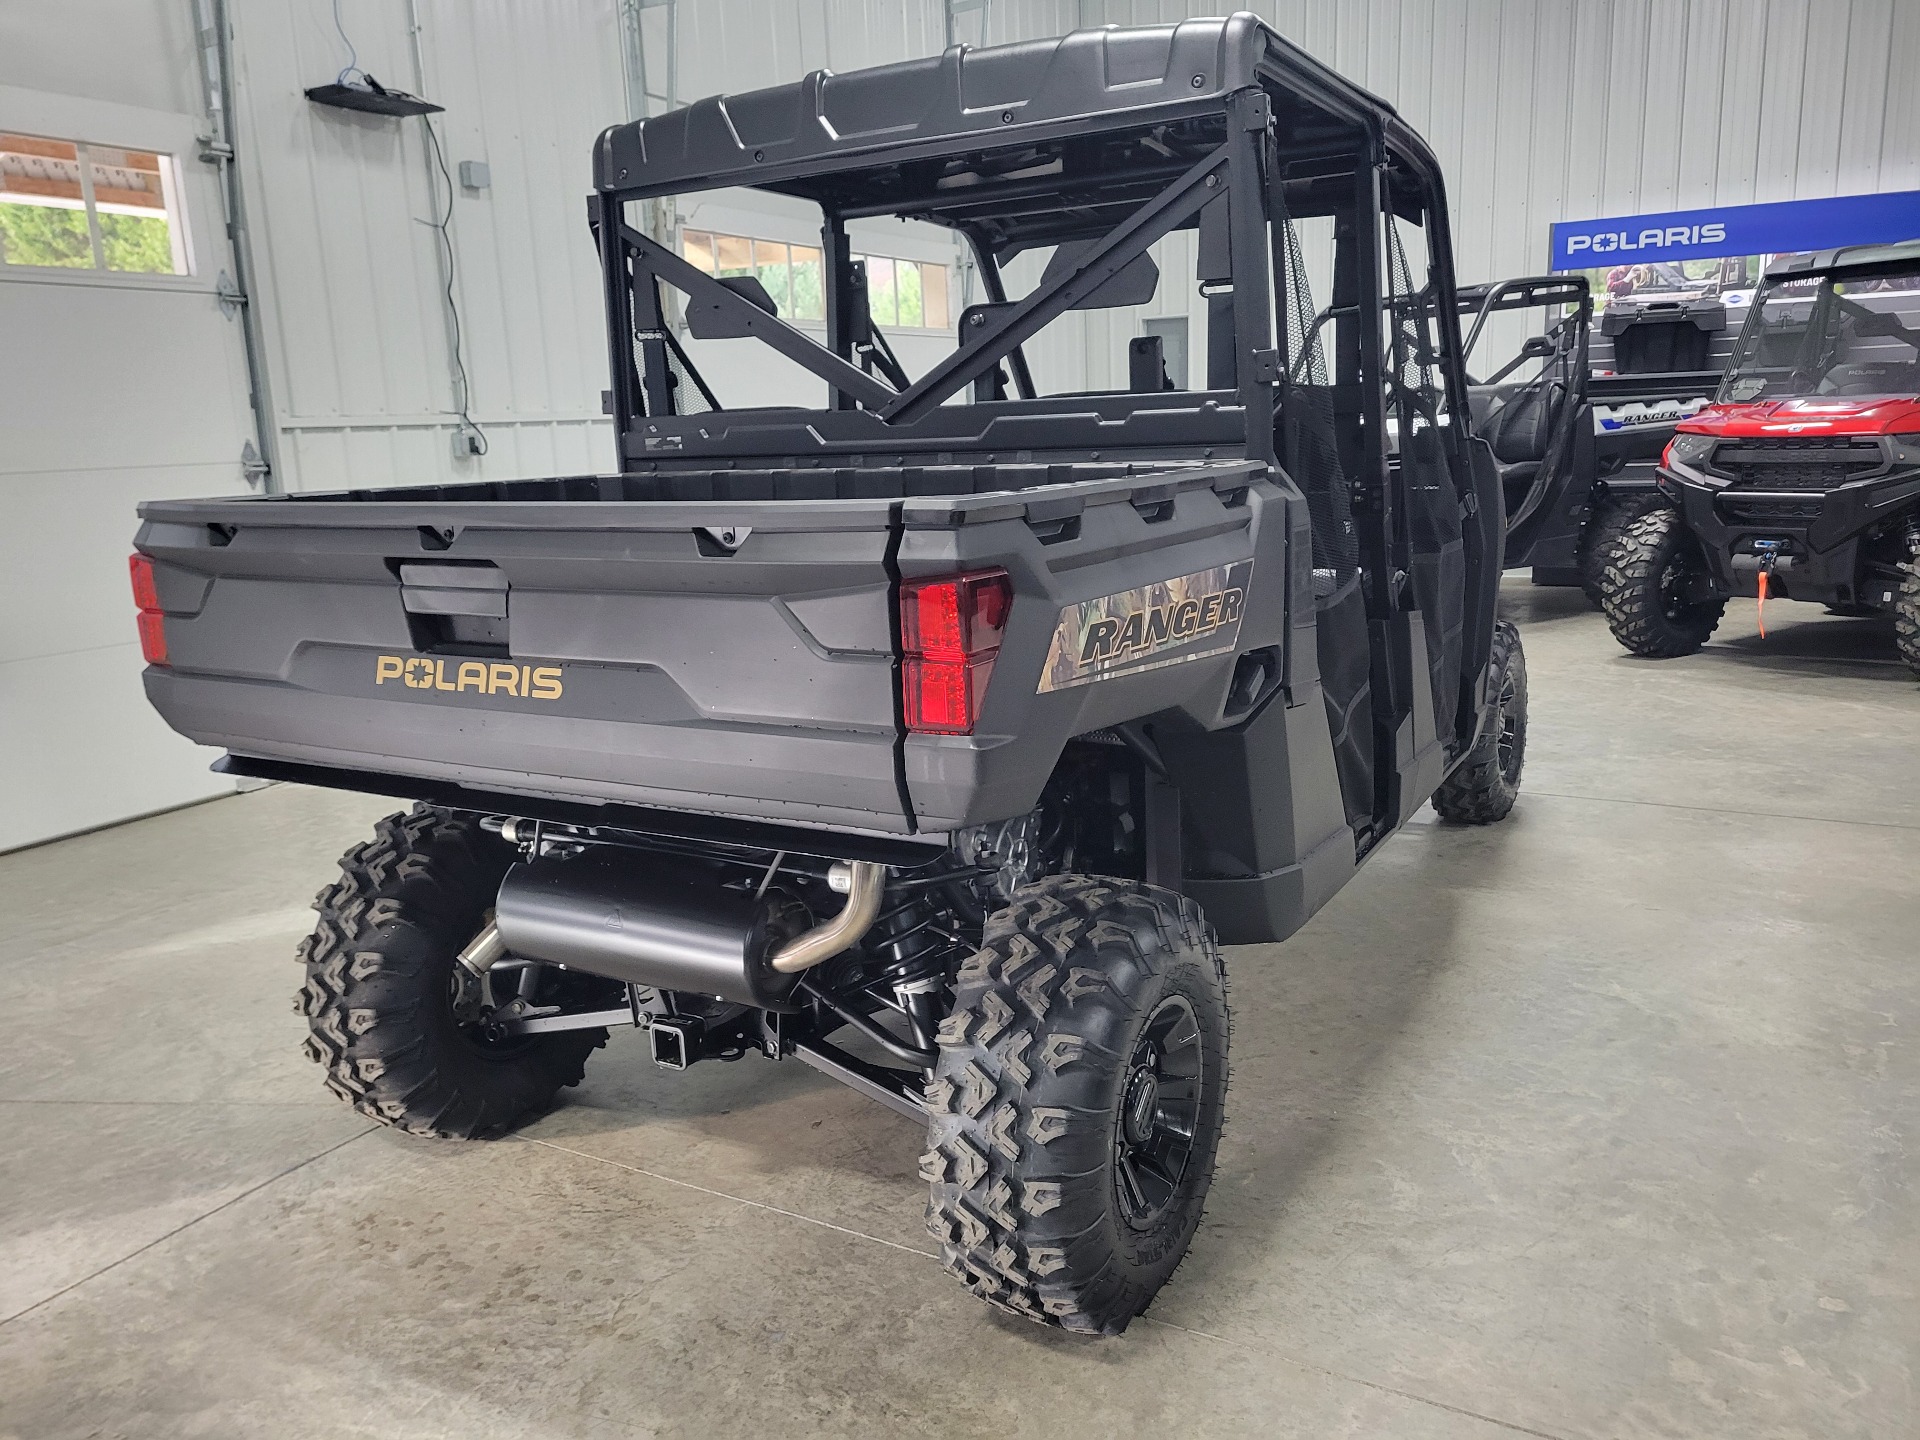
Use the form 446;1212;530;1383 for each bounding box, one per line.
597;137;1238;432
587;120;1270;467
586;43;1479;489
1457;275;1593;388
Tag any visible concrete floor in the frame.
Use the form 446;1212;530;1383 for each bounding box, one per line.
2;580;1914;1440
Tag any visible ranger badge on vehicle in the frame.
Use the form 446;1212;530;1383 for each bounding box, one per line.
1038;561;1252;692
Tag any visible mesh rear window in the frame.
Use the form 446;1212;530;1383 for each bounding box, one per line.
1282;219;1328;388
1384;216;1437;403
634;329;715;417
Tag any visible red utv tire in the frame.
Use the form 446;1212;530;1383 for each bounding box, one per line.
1579;492;1668;609
1896;564;1920;681
1598;508;1727;658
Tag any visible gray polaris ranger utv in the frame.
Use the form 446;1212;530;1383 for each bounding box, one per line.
131;14;1525;1333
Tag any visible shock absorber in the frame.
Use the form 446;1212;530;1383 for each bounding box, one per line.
869;887;957;1057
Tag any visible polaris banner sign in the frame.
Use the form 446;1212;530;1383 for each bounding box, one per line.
1551;190;1920;271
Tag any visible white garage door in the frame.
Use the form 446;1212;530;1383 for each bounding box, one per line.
0;85;255;852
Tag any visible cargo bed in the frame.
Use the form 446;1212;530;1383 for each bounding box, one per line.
136;458;1273;842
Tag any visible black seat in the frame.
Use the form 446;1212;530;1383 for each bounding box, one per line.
1465;382;1521;430
1481;380;1566;466
1477;379;1567;514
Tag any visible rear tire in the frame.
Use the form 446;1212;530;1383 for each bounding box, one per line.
923;876;1229;1335
296;806;604;1139
1580;493;1667;608
1432;619;1526;825
1598;508;1727;657
1896;563;1920;680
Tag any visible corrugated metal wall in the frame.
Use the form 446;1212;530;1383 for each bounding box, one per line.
231;0;628;491
228;0;1920;492
985;0;1920;285
981;1;1920;383
673;0;948;97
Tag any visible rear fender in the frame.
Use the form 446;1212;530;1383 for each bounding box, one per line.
899;472;1274;829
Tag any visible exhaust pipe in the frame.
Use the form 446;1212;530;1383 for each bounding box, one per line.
486;850;886;1009
771;862;885;973
455;919;507;981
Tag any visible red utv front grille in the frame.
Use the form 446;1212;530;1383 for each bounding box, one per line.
1711;437;1885;492
1717;496;1826;524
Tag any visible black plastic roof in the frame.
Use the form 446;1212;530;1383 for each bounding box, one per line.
593;13;1404;208
1764;239;1920;280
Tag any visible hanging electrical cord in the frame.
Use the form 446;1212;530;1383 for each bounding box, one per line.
324;0;485;456
331;0;367;86
420;118;487;455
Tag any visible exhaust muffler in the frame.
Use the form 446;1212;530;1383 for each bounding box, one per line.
487;849;884;1009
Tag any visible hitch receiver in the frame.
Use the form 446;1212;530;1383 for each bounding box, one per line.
649;1017;703;1070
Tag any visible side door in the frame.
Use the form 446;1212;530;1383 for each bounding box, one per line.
1271;187;1384;844
1375;163;1497;825
1460;278;1596;572
1273;151;1491;847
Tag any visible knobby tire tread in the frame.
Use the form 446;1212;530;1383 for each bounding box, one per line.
923;875;1228;1336
296;805;602;1139
1580;492;1669;608
1598;508;1726;658
1432;619;1527;825
1896;562;1920;680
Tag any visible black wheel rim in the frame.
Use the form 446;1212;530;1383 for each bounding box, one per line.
1495;666;1521;781
1112;995;1204;1230
1658;544;1710;626
1658;554;1688;621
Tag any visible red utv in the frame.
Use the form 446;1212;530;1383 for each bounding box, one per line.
1596;241;1920;677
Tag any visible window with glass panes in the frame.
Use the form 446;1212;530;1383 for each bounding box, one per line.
0;133;187;275
681;229;949;331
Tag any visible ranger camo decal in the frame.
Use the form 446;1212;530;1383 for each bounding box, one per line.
1038;560;1252;692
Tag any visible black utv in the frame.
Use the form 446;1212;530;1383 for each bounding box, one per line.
1457;274;1722;602
130;14;1526;1333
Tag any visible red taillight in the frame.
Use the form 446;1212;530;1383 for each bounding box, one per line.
130;553;168;666
902;655;993;733
136;609;169;666
129;552;160;611
901;569;1011;659
899;569;1011;735
1660;439;1674;467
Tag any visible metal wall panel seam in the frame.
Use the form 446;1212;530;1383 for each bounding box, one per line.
1833;0;1893;191
1886;1;1920;189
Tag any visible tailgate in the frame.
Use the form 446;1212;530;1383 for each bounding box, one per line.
135;493;906;832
